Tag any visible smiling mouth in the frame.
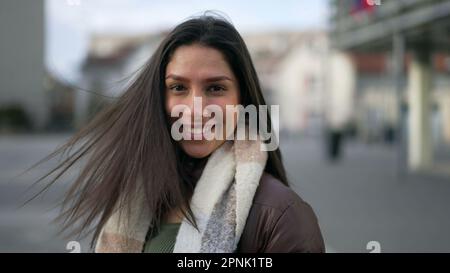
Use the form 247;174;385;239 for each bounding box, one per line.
181;124;215;140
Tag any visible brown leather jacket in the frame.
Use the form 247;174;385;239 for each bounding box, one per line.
237;172;325;253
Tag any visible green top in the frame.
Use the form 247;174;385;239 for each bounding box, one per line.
142;222;181;253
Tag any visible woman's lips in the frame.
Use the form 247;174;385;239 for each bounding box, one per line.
181;124;215;140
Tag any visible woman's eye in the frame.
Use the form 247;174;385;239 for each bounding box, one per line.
207;85;225;93
169;84;186;92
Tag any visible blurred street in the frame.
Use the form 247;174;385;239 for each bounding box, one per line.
281;135;450;253
1;133;450;252
0;134;91;252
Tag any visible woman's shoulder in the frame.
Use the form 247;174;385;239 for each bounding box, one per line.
238;172;325;252
253;172;306;211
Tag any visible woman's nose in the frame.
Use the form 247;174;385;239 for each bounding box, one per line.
182;88;206;124
189;96;203;123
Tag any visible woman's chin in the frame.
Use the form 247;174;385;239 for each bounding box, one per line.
180;141;214;159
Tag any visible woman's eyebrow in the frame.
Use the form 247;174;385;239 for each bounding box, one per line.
165;74;187;81
203;76;232;82
165;74;232;82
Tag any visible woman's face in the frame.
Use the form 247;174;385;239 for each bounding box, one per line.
165;44;240;158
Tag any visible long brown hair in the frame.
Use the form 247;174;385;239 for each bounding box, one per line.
26;13;288;250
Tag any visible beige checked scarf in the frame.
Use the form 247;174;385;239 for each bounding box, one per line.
95;136;268;253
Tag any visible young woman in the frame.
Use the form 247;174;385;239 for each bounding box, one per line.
35;14;324;253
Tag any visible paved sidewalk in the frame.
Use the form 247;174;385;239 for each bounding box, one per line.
1;133;449;252
281;135;450;252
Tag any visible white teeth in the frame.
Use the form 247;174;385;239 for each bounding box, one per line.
183;126;203;134
192;128;203;134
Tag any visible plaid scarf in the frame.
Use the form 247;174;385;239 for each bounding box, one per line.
95;137;268;253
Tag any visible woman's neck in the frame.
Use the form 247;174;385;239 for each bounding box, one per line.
182;154;209;183
164;152;209;224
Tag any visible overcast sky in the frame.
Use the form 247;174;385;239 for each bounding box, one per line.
46;0;329;82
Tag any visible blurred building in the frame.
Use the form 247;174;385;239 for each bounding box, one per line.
351;52;450;145
0;0;46;132
244;32;337;136
274;32;329;135
43;72;76;131
244;32;305;105
330;0;450;172
78;32;164;127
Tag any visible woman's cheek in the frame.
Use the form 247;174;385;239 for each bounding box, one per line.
166;97;181;118
165;96;173;116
